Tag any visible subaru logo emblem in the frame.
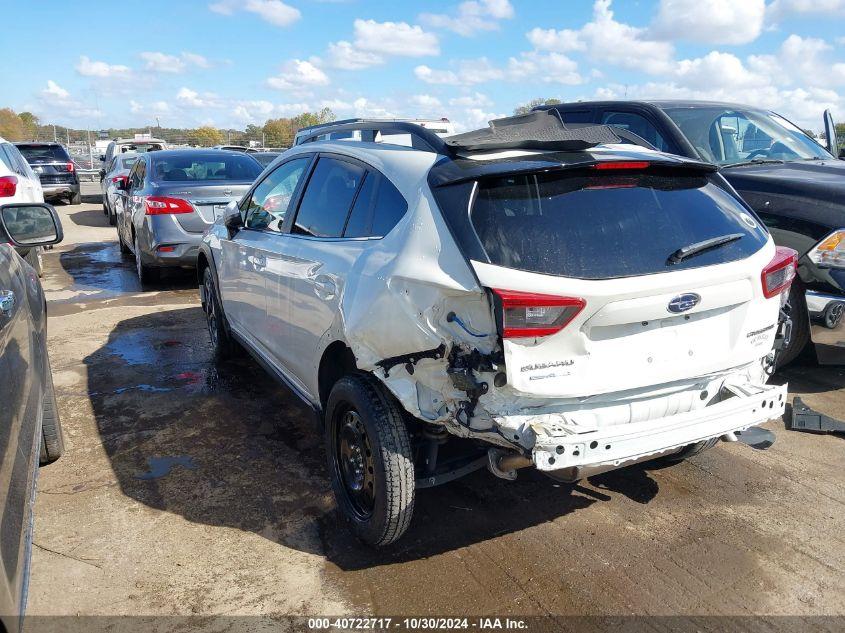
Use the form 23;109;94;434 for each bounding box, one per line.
668;293;701;314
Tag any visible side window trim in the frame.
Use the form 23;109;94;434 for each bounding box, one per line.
241;153;316;235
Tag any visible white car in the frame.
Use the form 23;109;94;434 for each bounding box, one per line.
0;136;47;274
198;113;796;546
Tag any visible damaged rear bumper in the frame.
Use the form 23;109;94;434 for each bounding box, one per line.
529;381;787;477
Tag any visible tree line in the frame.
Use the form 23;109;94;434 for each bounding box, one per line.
0;107;336;148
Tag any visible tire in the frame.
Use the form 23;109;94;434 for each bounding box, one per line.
325;373;415;547
118;229;131;255
103;200;109;215
776;279;810;368
40;362;65;465
654;437;719;465
108;206;116;226
202;267;239;359
134;234;159;285
24;247;43;278
69;190;81;205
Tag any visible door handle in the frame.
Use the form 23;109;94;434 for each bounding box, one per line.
313;276;336;300
0;290;14;317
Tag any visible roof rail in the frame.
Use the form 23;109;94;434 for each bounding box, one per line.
294;119;451;155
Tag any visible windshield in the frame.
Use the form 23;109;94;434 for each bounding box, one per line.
662;106;832;166
152;153;262;182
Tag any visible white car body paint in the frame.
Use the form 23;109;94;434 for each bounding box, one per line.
205;138;789;476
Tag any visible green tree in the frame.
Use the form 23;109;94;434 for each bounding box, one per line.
263;118;295;147
18;111;39;140
513;98;562;116
187;126;224;147
0;108;26;141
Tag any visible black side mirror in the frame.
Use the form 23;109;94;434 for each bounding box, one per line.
839;148;845;160
224;210;243;232
0;203;63;247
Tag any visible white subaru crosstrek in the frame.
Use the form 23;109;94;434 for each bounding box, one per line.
198;112;796;546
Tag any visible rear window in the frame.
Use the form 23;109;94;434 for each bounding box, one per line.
470;170;768;279
152;154;262;182
121;157;137;169
16;144;70;163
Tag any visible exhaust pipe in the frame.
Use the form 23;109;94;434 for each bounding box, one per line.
488;449;532;480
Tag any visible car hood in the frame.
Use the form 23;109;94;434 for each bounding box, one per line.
722;159;845;201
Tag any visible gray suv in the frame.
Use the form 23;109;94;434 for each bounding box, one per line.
114;149;263;284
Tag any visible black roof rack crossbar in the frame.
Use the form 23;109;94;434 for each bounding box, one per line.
294;119;452;155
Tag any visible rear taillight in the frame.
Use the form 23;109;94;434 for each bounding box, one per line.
0;176;18;197
144;196;194;215
493;289;585;338
111;175;128;186
761;246;798;299
66;161;75;172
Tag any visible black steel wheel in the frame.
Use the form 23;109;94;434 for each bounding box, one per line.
325;373;414;546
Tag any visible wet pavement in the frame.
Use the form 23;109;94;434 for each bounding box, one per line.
27;192;845;622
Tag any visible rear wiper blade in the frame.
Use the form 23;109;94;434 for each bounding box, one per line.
722;159;785;168
667;233;744;265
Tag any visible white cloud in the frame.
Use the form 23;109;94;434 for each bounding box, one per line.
409;94;442;110
352;19;439;57
768;0;845;20
266;59;330;91
326;41;385;70
526;27;585;53
209;0;301;27
176;87;222;108
449;92;493;108
420;0;514;36
42;80;69;100
650;0;765;45
140;51;211;73
75;56;131;78
749;35;845;87
416;52;581;86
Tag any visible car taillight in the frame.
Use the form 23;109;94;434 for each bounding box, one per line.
66;161;75;172
493;289;585;338
144;196;194;215
112;175;128;186
0;176;18;197
761;246;798;299
591;161;650;170
807;229;845;269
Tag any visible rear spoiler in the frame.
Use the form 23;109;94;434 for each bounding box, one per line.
428;155;719;188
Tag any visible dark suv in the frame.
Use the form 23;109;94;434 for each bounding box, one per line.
15;142;81;205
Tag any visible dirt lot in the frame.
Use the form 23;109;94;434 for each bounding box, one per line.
25;190;845;625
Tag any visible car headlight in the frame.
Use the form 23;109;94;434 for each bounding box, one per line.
808;229;845;269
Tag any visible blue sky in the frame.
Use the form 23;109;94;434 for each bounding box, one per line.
4;0;845;132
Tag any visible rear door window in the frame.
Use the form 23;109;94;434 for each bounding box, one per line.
344;172;408;238
470;169;768;279
293;157;365;238
16;144;70;163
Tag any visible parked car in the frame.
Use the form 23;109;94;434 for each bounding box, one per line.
0;138;46;276
198;114;794;545
101;137;167;166
211;145;250;152
251;151;280;167
14;142;80;205
114;149;263;284
0;202;65;630
539;100;845;365
99;152;138;226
